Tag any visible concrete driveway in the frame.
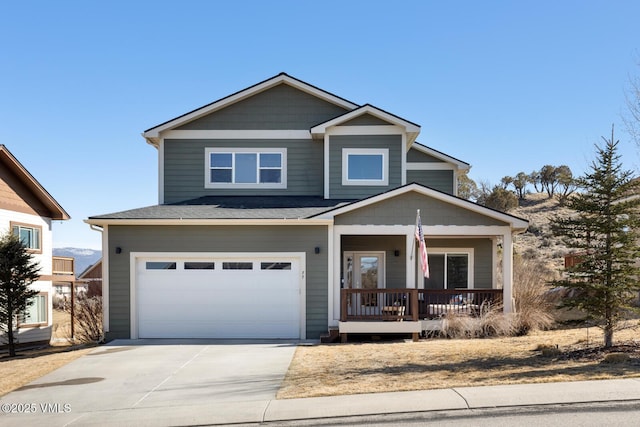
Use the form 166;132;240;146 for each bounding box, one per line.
0;339;298;426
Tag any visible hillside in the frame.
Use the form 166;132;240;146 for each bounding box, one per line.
510;192;574;272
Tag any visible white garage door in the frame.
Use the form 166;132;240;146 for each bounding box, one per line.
135;254;302;339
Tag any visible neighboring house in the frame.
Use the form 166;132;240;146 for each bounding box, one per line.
77;258;102;296
87;73;528;342
52;256;88;302
0;145;70;345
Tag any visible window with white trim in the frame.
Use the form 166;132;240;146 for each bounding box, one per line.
342;148;389;186
11;223;42;252
20;293;47;326
422;250;473;290
205;148;286;189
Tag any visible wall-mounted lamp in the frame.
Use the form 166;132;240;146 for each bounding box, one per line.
115;247;122;254
394;249;400;257
314;246;321;254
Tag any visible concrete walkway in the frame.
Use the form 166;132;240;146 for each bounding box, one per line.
0;340;639;426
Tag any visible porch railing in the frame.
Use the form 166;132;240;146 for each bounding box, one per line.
340;288;503;321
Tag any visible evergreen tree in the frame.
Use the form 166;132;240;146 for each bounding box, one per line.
0;231;41;357
551;127;640;347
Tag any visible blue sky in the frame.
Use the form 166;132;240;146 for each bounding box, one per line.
1;1;639;249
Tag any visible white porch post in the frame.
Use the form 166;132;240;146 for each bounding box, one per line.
406;231;415;288
502;232;514;313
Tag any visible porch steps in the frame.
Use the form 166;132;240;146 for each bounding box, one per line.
319;328;340;344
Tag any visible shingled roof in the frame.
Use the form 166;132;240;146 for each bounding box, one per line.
88;196;352;220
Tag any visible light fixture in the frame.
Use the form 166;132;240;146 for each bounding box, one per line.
314;246;321;254
394;249;400;257
115;247;122;254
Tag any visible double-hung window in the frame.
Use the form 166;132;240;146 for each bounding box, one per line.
11;223;42;253
205;148;286;189
342;148;389;186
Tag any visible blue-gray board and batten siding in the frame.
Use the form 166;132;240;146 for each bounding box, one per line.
106;225;329;340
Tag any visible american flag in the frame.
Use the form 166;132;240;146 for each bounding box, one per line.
415;209;430;278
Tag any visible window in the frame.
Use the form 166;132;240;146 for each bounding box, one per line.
205;148;286;189
20;293;47;326
185;262;215;270
261;262;292;270
422;250;473;290
342;148;389;186
11;223;41;252
146;262;177;270
223;262;253;270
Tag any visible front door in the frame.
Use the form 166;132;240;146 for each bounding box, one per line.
343;252;385;314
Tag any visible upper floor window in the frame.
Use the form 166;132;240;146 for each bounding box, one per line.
342;148;389;186
205;148;287;189
11;223;42;253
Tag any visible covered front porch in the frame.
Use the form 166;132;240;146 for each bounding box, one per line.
338;288;503;342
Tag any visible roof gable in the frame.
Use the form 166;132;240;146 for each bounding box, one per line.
0;145;70;220
310;104;421;147
409;142;470;171
313;183;528;231
143;73;359;146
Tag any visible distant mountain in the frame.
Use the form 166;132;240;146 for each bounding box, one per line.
53;247;102;276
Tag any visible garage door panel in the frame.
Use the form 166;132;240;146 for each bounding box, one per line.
136;256;301;339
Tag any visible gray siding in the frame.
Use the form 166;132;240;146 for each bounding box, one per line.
342;235;406;289
407;147;443;162
107;225;328;340
164;139;323;203
328;134;403;199
177;84;349;130
407;170;454;194
424;238;493;289
341;114;390;126
336;191;507;226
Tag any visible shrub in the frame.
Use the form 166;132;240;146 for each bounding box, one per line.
70;295;103;343
512;258;556;335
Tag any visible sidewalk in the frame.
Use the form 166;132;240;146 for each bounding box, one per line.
39;378;640;426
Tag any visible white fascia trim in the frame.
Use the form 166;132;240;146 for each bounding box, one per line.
324;125;404;136
311;105;420;136
401;134;407;185
411;143;470;170
129;251;307;340
324;134;330;199
158;139;165;204
162;130;312;140
144;74;358;140
333;224;513;237
86;218;333;226
316;183;529;231
406;163;457;171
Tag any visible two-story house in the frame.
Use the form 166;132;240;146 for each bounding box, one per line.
87;73;528;342
0;145;70;346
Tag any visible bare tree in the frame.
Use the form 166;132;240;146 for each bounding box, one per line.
623;57;640;145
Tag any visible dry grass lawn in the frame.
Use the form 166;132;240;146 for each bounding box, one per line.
278;325;640;399
0;345;94;397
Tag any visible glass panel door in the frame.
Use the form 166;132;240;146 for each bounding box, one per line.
344;252;384;315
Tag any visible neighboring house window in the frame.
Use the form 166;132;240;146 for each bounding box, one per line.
20;293;48;327
205;148;287;189
422;250;474;289
342;148;389;186
11;223;42;253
